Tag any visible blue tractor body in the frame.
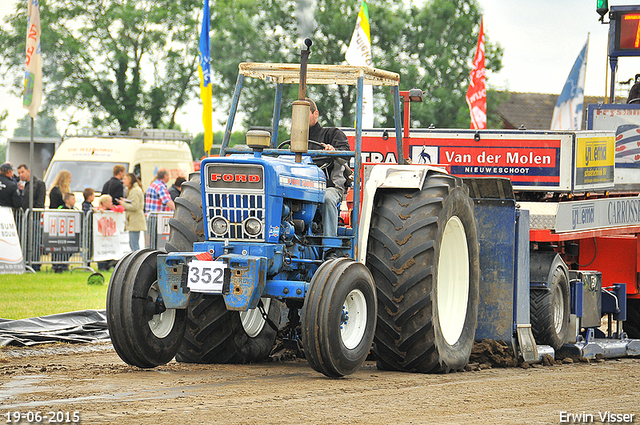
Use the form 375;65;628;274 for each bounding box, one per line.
157;152;339;313
108;59;405;377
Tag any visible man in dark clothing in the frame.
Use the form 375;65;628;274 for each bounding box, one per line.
306;98;349;238
0;162;23;209
17;164;46;209
168;176;186;201
101;164;125;206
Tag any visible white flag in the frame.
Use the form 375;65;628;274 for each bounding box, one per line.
345;1;374;128
551;40;588;130
23;0;43;119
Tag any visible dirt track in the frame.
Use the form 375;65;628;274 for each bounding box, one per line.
1;342;639;425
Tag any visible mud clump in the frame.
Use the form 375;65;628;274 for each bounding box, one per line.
468;339;518;370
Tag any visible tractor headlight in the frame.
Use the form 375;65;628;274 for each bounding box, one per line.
211;217;229;236
243;217;262;236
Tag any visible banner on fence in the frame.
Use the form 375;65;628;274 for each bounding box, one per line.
43;210;81;253
0;207;25;274
93;211;130;261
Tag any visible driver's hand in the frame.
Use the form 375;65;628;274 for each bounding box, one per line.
322;143;335;151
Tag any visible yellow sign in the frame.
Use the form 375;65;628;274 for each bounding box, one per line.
575;134;615;187
576;135;615;168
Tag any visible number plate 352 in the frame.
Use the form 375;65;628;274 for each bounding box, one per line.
187;260;227;294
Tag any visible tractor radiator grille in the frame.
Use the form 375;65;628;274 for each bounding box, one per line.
206;193;265;241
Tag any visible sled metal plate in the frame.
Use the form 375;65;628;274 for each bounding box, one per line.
516;324;538;363
474;198;517;342
562;339;640;359
221;254;267;311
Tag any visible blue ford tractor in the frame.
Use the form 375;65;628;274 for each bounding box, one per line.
106;42;480;377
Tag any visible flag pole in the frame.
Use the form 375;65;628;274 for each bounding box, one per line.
29;118;34;212
27;117;34;268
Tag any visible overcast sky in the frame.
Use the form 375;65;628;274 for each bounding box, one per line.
476;0;640;97
2;0;640;140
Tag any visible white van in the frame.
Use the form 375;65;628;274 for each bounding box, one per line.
44;128;194;202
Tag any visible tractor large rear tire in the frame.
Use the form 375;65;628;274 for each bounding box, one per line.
176;295;281;364
530;252;570;351
165;173;205;253
107;249;187;368
367;172;480;373
168;172;280;364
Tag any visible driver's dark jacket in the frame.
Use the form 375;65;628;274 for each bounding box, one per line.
308;122;350;190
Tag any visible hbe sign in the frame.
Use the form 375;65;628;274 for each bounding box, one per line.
43;211;81;253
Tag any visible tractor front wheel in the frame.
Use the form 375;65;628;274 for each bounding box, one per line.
302;258;377;377
107;249;186;367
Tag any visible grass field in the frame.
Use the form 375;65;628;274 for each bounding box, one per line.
0;269;113;320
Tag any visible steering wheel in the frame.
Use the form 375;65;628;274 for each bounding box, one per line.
277;140;332;166
277;140;326;150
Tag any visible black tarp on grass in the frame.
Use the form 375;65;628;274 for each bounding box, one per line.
0;310;108;347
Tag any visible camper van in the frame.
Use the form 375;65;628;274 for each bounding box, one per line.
43;128;194;204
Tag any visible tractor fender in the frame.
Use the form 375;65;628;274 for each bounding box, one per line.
356;164;448;263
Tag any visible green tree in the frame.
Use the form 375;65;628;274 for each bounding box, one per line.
13;109;61;138
191;130;246;160
0;0;201;131
207;0;503;131
205;0;298;132
395;0;503;129
0;110;7;135
0;110;8;163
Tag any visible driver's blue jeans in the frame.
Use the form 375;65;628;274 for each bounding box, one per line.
322;187;342;237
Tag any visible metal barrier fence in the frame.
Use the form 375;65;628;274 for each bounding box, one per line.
15;209;173;272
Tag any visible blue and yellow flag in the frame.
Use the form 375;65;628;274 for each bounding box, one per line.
199;0;213;153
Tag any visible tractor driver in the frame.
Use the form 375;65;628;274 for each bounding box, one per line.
306;98;350;239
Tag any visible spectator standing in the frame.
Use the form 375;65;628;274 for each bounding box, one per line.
82;188;95;214
168;176;185;201
60;193;77;210
0;163;23;209
96;194;124;212
95;194;123;271
17;164;46;209
52;193;77;273
145;169;175;212
6;162;19;184
101;165;125;206
49;170;72;209
122;173;147;251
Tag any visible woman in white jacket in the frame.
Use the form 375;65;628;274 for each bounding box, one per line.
122;173;147;251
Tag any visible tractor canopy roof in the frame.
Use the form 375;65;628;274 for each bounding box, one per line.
238;63;400;87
